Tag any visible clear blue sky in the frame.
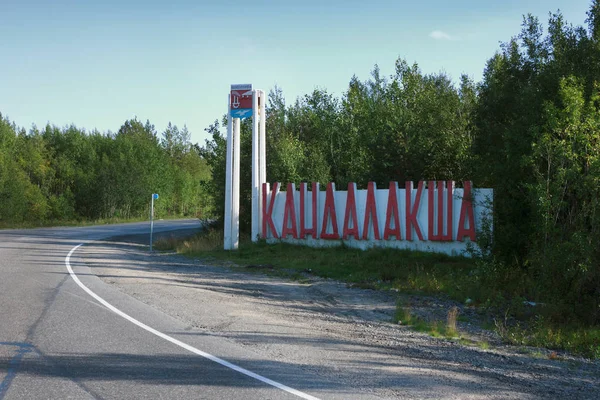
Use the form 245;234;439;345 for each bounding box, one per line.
0;0;593;145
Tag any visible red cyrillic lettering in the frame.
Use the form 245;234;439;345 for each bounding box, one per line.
343;182;359;240
262;182;280;239
457;181;476;241
405;181;424;241
428;181;441;241
281;183;298;239
362;182;380;240
384;181;401;240
320;182;340;240
442;181;454;241
300;182;319;239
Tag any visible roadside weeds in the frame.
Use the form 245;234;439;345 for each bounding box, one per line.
153;227;600;360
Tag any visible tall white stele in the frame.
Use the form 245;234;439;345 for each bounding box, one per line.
251;90;266;242
224;92;235;250
224;85;266;250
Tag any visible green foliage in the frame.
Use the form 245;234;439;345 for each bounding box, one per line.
472;2;600;325
0;113;213;225
495;315;600;359
198;119;228;225
342;62;475;185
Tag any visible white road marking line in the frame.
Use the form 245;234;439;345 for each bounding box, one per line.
65;244;320;400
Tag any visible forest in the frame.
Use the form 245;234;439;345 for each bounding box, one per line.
0;117;212;223
2;3;600;328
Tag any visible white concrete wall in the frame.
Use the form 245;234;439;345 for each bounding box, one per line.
262;182;493;256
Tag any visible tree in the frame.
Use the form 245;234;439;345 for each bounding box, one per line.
472;3;600;323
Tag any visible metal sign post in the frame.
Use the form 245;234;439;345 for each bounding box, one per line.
150;193;159;251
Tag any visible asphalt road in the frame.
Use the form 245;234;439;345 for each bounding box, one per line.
0;220;354;400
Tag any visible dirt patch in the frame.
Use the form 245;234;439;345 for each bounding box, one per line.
81;233;600;400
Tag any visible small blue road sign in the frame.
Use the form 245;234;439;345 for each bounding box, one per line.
153;193;159;200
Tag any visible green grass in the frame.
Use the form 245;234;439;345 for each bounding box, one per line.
495;317;600;359
0;215;199;232
0;215;182;230
395;304;460;339
478;341;491;350
393;304;415;325
158;227;600;359
167;228;477;296
393;301;461;339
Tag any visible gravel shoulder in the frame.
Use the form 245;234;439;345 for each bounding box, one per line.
80;232;600;400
